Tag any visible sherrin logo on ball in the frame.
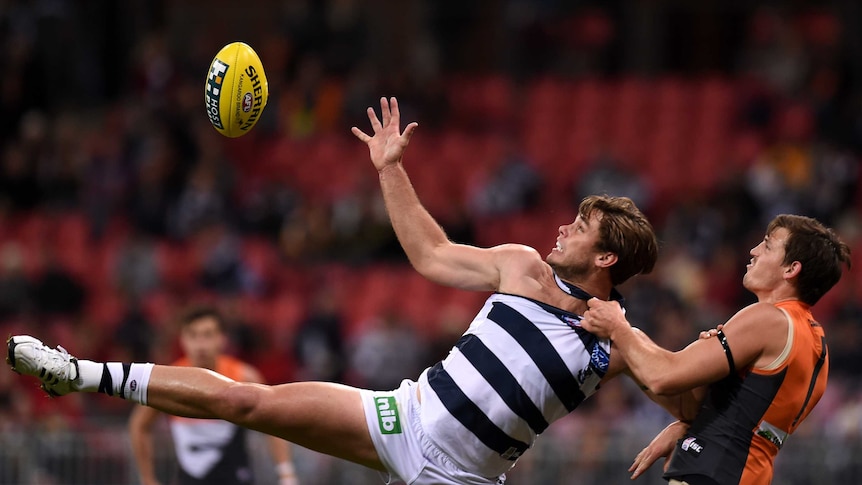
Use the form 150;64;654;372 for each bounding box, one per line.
204;42;269;138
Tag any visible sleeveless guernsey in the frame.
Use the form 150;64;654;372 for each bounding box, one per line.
418;291;614;477
665;300;828;485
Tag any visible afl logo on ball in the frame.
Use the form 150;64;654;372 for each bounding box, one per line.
242;92;253;113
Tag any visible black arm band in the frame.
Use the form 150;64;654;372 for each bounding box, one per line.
716;329;736;373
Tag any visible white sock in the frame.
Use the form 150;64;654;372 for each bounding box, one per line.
76;360;154;405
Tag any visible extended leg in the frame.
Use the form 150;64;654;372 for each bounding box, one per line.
146;366;383;469
7;336;384;470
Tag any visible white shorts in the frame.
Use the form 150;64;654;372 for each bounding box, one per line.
360;379;506;485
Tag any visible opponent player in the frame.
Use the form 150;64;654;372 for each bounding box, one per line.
581;214;851;484
8;97;690;484
128;306;300;485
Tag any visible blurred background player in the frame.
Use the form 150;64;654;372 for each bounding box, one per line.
128;306;300;485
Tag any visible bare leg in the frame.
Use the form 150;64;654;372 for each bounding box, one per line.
146;365;384;470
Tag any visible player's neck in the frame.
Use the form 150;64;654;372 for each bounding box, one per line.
756;287;800;305
553;272;614;302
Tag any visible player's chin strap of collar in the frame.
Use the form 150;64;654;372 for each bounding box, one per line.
553;273;626;309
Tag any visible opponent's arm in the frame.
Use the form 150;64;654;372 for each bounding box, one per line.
626;366;705;422
242;365;299;485
128;405;163;485
352;97;506;291
583;299;787;395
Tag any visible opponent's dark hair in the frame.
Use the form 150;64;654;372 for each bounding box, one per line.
579;195;658;286
179;305;227;332
768;214;852;306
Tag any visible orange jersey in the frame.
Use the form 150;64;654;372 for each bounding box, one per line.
171;355;246;380
665;300;828;485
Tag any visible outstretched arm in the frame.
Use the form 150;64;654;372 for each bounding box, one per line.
352;97;509;291
582;298;787;395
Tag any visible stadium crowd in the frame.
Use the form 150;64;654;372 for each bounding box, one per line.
0;1;860;483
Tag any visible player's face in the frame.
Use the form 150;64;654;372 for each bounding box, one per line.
547;212;603;277
179;316;226;369
743;227;791;293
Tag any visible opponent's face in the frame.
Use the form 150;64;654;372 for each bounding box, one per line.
547;212;603;277
743;227;791;293
179;316;226;369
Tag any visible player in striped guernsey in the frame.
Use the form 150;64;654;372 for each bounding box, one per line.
6;97;699;485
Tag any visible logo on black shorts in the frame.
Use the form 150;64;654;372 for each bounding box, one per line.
681;436;703;455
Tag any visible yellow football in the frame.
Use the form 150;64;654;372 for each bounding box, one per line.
204;42;269;138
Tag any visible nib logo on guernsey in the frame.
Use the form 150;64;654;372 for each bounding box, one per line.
375;396;402;434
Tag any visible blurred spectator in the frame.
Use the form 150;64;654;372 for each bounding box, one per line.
468;143;542;217
661;196;724;262
329;179;400;262
169;161;233;240
0;142;41;211
127;130;177;238
220;296;266;365
114;298;154;362
737;7;810;95
83;133;131;239
279;202;335;262
238;179;302;240
348;311;427;391
113;230;160;299
293;287;346;383
801;144;859;225
38;112;85;212
0;243;33;321
575;148;652;215
193;221;262;296
826;300;862;379
31;249;86;319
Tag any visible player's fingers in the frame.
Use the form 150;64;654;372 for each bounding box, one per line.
401;122;418;143
630;457;649;479
380;97;391;127
367;107;383;133
351;126;371;143
629;448;647;473
630;449;659;479
629;456;645;479
390;96;401;127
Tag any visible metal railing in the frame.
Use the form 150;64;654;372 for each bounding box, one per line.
0;420;859;484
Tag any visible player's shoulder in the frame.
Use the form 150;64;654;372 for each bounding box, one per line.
492;244;547;278
728;301;788;330
491;243;544;263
